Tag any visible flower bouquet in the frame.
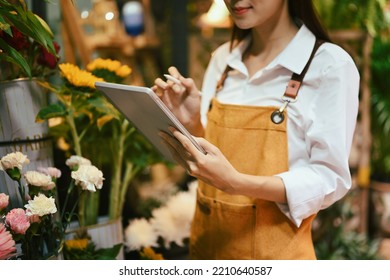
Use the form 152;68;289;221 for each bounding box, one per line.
36;58;165;228
0;0;59;81
124;180;198;259
0;151;121;260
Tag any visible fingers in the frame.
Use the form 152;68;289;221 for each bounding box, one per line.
168;127;206;162
154;74;184;94
159;131;191;170
168;66;181;78
154;77;169;90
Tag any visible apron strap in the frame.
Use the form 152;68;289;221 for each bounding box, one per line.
270;39;325;124
284;39;325;101
215;39;325;96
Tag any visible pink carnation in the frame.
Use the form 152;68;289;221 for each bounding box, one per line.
37;166;62;179
0;223;16;260
5;208;30;235
0;193;9;211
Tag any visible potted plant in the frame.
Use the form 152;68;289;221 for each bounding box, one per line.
0;0;59;80
368;36;390;239
0;0;60;208
312;0;390;258
0;150;122;260
36;58;166;258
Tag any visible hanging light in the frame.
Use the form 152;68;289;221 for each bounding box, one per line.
199;0;231;29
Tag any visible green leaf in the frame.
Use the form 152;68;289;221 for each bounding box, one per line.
94;243;123;260
0;1;56;54
0;38;31;77
5;167;21;181
36;103;67;122
0;15;11;34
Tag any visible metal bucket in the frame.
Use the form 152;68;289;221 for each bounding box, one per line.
0;78;54;207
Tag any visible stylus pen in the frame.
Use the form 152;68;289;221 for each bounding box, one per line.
164;74;182;85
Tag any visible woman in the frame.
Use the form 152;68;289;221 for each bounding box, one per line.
153;0;359;259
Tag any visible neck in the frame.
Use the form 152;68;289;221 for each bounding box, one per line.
249;15;298;56
243;13;298;76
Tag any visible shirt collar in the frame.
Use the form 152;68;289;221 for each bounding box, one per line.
226;24;317;75
272;24;316;74
226;38;251;74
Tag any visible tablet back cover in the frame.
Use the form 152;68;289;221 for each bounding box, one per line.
95;82;194;163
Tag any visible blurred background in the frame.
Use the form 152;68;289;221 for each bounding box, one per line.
23;0;390;259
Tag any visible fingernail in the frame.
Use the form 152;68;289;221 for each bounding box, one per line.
172;84;181;92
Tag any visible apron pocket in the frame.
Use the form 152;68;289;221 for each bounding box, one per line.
190;188;257;260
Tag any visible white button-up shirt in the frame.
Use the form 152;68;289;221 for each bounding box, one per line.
200;24;360;227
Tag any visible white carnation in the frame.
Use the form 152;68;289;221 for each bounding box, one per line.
24;171;56;190
150;206;189;248
71;165;104;192
65;155;91;169
166;191;196;224
124;218;158;251
24;193;57;217
0;152;30;171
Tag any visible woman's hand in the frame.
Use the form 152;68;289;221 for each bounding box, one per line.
159;127;240;194
153;66;203;136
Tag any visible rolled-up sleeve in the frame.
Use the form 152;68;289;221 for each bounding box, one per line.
276;59;360;227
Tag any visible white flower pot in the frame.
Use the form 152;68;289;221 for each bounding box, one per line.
0;78;54;207
66;216;125;260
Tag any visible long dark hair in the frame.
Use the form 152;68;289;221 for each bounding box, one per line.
229;0;331;50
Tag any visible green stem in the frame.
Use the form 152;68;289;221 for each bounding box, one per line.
85;191;99;225
117;162;142;220
109;120;128;220
78;191;86;227
17;180;26;205
65;113;82;156
63;192;82;232
61;180;75;220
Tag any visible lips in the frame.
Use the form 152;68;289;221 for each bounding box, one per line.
233;6;251;15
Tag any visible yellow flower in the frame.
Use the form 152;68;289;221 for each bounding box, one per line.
86;58;132;78
115;65;132;78
140;247;164;260
64;239;89;250
59;63;104;89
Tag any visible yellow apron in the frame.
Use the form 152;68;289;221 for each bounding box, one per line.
189;98;316;260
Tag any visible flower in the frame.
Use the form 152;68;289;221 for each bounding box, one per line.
24;171;56;191
151;206;188;248
124;218;158;251
0;151;30;181
124;181;198;255
0;0;60;81
86;58;132;83
24;193;57;217
140;247;164;260
36;58;164;227
0;151;30;171
0;224;16;260
59;63;104;89
71;165;104;192
5;208;30;235
166;189;197;223
0;151;116;259
0;193;9;213
64;239;89;251
37;167;62;180
65;155;91;170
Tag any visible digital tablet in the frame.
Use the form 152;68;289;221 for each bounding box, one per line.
95;81;206;163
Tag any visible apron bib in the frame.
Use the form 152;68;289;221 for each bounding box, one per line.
189;99;316;260
189;39;324;260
